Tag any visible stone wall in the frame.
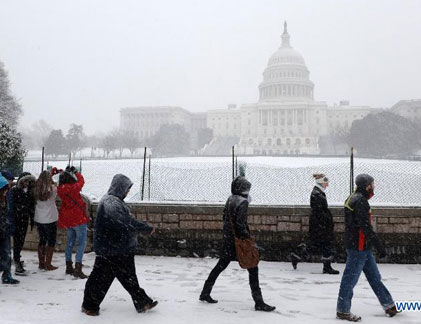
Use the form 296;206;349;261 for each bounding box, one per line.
24;203;421;264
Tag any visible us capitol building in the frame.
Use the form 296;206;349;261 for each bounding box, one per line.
121;22;419;155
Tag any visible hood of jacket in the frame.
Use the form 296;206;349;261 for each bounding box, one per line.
107;174;133;200
17;174;36;189
231;176;251;197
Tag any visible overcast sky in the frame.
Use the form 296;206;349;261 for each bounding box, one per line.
1;0;420;134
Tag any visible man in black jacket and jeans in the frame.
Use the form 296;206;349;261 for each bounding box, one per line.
82;174;157;316
336;174;399;322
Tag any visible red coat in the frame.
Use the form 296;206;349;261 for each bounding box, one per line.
57;172;89;229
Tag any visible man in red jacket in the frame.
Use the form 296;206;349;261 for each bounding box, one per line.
58;166;90;279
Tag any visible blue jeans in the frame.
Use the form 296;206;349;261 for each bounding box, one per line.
65;223;88;264
0;234;12;276
337;249;395;313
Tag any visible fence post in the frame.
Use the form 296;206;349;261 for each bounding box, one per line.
79;158;82;173
235;155;238;177
232;146;235;180
141;147;147;201
148;154;151;200
350;147;354;194
41;147;45;172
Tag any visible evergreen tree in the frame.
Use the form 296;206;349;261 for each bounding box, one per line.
0;122;26;175
348;111;420;157
44;129;67;157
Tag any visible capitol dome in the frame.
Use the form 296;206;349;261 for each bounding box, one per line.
259;22;315;102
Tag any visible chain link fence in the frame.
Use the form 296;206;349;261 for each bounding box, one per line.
23;156;421;206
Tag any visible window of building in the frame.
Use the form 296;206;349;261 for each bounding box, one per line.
295;138;301;145
277;138;282;146
272;110;278;126
286;138;291;146
305;138;310;145
267;138;272;145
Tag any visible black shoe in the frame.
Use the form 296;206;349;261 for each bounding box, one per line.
385;305;401;317
323;261;340;275
137;300;158;313
199;295;218;304
336;312;361;322
2;273;20;284
81;307;99;316
15;261;27;276
255;302;276;312
290;253;301;270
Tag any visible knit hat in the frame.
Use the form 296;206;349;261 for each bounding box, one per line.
313;173;329;184
0;175;9;190
355;174;374;189
0;170;14;181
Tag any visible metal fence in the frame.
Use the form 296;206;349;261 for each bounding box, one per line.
22;153;421;207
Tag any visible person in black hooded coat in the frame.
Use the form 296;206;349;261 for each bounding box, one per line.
10;172;36;275
199;176;275;312
290;174;339;274
81;174;157;316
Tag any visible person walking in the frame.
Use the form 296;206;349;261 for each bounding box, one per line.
199;176;276;312
290;174;339;274
82;174;157;316
57;166;90;279
336;174;399;321
0;174;19;284
10;172;36;276
34;170;59;271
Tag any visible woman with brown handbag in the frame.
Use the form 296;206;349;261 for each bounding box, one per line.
199;176;275;312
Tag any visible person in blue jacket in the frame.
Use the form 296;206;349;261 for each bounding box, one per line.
81;174;157;316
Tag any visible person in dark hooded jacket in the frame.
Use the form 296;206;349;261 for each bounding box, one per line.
82;174;157;316
336;174;399;322
10;172;36;275
199;176;275;312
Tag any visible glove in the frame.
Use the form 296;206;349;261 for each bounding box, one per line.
70;166;79;174
51;167;63;176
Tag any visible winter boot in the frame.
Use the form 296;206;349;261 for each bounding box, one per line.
65;261;74;275
38;246;46;270
255;301;276;312
73;262;88;279
290;253;301;270
322;260;340;275
81;306;99;316
2;272;20;284
137;300;158;313
44;246;58;271
199;280;218;303
336;312;361;322
250;273;275;312
14;261;27;276
385;305;401;317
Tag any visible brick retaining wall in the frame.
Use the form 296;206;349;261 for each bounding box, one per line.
24;203;421;264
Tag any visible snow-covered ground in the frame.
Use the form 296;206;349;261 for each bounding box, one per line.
23;156;421;206
1;251;420;324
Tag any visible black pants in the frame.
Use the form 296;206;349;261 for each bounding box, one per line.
13;217;29;263
82;254;153;312
201;258;263;303
307;241;334;260
36;222;57;247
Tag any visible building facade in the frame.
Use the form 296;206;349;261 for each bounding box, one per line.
120;22;417;155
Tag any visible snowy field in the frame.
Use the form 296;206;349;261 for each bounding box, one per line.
23;156;421;206
1;251;420;324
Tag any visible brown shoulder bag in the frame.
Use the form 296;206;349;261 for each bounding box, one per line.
227;199;259;269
